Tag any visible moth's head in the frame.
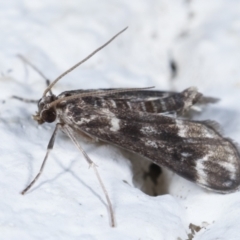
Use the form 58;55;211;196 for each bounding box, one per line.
33;95;57;124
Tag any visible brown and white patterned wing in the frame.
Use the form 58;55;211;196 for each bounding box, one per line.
61;102;240;193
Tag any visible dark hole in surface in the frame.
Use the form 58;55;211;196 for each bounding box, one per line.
122;151;171;196
143;163;162;185
142;163;162;196
169;59;178;80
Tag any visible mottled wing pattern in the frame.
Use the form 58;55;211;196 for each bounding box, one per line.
57;88;240;193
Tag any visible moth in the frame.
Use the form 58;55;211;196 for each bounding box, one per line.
15;27;240;227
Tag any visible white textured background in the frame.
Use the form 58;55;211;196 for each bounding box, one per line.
0;1;240;239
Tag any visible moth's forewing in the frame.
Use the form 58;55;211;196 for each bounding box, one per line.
56;90;240;193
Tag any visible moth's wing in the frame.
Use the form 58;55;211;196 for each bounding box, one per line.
59;87;208;115
64;104;240;193
58;88;175;100
69;88;217;104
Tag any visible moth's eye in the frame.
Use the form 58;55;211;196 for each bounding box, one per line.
41;108;56;123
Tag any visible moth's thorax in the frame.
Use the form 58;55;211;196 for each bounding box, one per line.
33;95;57;124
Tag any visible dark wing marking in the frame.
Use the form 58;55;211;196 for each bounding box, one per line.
61;103;240;193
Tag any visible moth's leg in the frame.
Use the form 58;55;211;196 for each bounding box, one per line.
13;56;55;103
12;95;38;104
63;125;115;227
18;54;52;89
75;129;100;144
21;123;61;195
17;54;53;96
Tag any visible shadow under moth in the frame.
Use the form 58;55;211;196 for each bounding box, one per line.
14;27;240;227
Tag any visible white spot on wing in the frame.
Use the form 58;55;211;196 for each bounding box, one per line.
176;120;186;138
219;161;236;180
140;126;156;134
145;140;158;148
181;152;192;157
196;154;236;186
110;100;117;108
145;97;159;101
176;119;215;138
110;118;120;131
202;129;215;138
140;102;146;112
100;98;106;107
126;101;132;110
196;155;209;186
76;116;97;125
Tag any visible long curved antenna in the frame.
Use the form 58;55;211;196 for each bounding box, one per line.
43;27;128;97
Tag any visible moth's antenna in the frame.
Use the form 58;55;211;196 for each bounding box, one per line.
42;27;128;97
18;54;53;96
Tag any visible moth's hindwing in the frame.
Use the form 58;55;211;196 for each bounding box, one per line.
57;88;240;193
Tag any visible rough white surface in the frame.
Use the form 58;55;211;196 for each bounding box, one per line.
0;1;240;239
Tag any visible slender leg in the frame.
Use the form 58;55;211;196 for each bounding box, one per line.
17;54;53;95
63;125;115;227
12;96;38;104
21;123;61;195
